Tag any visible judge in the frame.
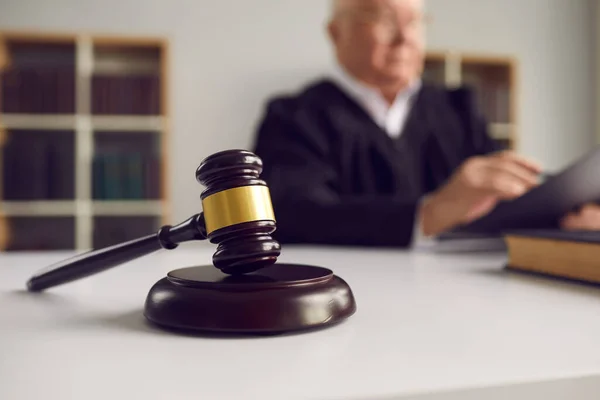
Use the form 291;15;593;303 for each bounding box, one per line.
252;0;600;247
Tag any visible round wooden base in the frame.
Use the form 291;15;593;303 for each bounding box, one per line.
143;263;357;335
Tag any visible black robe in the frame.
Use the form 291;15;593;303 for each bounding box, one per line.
251;79;499;247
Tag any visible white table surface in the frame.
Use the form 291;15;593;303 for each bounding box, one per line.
1;243;600;400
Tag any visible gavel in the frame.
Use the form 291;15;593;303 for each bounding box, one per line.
26;149;356;335
27;150;281;291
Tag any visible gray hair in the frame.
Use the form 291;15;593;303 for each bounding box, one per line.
331;0;425;18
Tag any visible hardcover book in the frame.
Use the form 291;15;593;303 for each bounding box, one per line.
505;229;600;284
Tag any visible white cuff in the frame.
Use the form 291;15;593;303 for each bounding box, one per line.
412;196;435;248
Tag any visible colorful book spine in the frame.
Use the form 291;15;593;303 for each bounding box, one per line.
92;151;160;200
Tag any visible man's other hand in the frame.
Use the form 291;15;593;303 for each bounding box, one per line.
560;204;600;231
420;151;543;237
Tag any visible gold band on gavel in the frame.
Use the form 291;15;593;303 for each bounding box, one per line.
201;185;275;234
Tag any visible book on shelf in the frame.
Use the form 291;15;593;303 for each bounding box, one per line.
2;130;75;200
422;62;445;85
1;66;76;114
505;229;600;285
476;80;510;123
1;41;76;114
3;216;75;251
92;74;160;115
93;215;159;249
462;69;511;124
494;138;511;150
92;151;161;200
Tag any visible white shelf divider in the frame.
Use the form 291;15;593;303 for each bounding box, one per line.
0;114;77;130
0;201;76;216
445;52;462;87
75;35;94;251
0;200;162;217
489;123;512;140
94;57;159;76
92;200;163;216
91;115;165;131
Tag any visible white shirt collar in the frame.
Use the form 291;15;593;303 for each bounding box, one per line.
331;65;422;138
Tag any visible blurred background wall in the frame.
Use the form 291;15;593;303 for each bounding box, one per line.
0;0;598;249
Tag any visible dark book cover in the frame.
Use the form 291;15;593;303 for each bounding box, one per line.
144;155;161;199
1;67;75;114
91;74;160;115
2;131;50;200
456;147;600;235
102;153;122;200
122;152;144;199
7;216;75;251
1;69;20;112
92;154;105;199
46;131;75;199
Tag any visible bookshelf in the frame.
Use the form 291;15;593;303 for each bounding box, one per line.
0;31;170;252
423;51;518;151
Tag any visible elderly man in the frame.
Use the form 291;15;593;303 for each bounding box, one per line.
252;0;600;246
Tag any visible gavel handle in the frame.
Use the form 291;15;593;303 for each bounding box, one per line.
26;213;207;292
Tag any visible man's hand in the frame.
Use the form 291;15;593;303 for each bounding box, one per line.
560;204;600;231
419;151;543;237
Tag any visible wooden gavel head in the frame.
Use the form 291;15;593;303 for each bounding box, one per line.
195;149;281;275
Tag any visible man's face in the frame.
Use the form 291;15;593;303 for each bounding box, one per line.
329;0;425;88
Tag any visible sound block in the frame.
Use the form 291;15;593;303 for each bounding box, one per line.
144;263;357;335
